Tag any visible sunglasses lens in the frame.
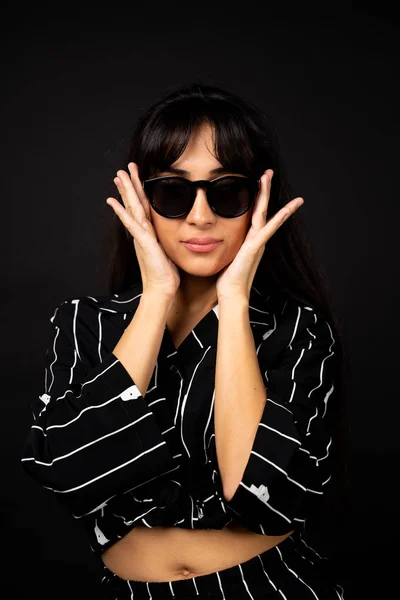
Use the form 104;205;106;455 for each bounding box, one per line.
149;179;192;217
146;176;256;218
209;177;253;216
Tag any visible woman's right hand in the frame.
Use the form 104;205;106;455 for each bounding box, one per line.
106;162;180;299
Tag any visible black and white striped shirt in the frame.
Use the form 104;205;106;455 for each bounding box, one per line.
21;280;338;561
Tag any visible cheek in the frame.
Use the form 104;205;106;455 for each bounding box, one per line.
236;215;252;241
224;220;250;258
152;218;179;253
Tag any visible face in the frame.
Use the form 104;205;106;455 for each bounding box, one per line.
149;121;254;278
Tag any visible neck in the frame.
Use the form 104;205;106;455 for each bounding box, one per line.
176;271;219;313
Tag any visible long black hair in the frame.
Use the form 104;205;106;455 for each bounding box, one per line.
101;82;351;543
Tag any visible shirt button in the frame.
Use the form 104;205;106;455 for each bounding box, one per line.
170;364;178;373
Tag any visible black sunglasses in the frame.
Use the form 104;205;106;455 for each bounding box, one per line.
142;175;261;219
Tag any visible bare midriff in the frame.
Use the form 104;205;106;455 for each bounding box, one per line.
102;520;295;582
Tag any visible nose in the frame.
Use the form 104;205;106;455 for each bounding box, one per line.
185;188;217;225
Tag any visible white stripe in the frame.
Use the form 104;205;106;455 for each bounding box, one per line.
309;323;336;399
69;348;78;385
147;397;166;408
306;406;319;432
191;578;199;595
275;545;321;599
112;504;159;526
110;293;142;305
203;388;215;464
298;447;318;461
174;377;184;427
127;580;134;600
290;347;306;383
215;571;226;599
288;378;297;403
249;450;322;493
299;536;325;560
146;582;152;599
259;422;301;445
97;311;103;363
256;554;279;592
191;328;204;348
54;355;119;402
23;412;155;465
48;326;61;393
146;359;159;394
322;384;335;418
162;425;175;435
287;306;301;350
266;397;294;416
38;389;142;431
180;347;212;459
74;464;181;518
71;299;82;362
238;481;292;523
238;563;255;599
249;303;270;315
51;441;170;494
40;360;129;428
250;319;270;327
316;437;332;464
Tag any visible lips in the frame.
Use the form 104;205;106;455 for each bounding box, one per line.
182;240;222;253
183;237;221;245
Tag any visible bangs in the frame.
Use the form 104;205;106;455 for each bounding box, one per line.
134;96;271;181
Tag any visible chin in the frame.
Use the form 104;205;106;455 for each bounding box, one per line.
165;247;231;278
175;259;229;278
179;266;221;278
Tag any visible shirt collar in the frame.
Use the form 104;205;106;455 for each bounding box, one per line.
96;280;276;364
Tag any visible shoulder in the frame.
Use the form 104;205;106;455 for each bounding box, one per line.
52;281;144;322
44;281;145;367
250;284;336;367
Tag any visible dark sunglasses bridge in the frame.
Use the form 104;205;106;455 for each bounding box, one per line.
142;175;261;219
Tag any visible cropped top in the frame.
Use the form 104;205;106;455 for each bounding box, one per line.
21;279;339;557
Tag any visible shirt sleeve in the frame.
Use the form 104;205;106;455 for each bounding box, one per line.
20;300;179;517
221;303;339;535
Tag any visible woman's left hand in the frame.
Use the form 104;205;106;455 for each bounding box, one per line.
215;169;304;301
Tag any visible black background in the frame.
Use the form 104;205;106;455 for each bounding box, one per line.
2;2;398;598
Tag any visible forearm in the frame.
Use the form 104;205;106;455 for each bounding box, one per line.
112;291;174;397
215;296;267;502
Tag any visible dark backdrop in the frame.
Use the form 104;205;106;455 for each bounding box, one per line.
2;3;398;599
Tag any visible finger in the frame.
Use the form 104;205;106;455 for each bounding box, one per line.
267;197;304;235
105;196;148;249
127;162;152;219
115;169;147;225
280;198;304;223
252;169;273;231
248;197;304;253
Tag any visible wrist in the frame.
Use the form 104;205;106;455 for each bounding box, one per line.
217;294;249;309
141;289;176;312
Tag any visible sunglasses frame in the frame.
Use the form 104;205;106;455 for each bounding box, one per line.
142;174;261;219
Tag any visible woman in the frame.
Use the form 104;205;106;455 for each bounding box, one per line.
21;83;350;599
